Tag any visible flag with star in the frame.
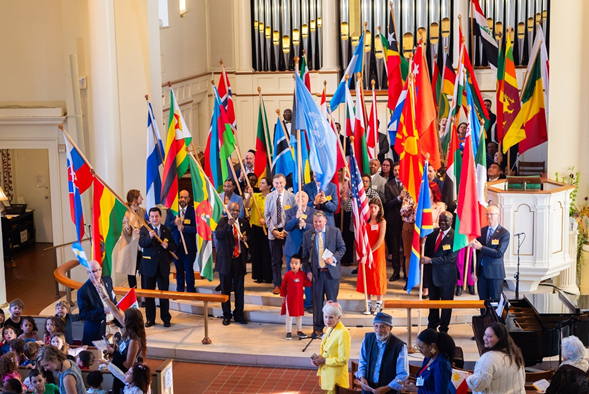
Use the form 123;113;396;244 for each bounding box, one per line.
386;6;404;111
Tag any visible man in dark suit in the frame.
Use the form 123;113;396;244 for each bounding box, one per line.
215;202;251;326
164;190;197;293
302;211;346;338
139;207;176;328
421;212;459;333
384;162;404;281
470;205;510;301
78;259;118;345
303;171;339;227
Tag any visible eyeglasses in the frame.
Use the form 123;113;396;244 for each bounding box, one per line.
486;213;498;216
87;269;101;274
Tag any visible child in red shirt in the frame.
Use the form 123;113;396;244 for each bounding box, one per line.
280;254;312;340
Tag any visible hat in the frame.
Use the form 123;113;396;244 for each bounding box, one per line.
373;312;393;327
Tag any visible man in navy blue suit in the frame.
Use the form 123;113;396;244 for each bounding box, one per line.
165;190;197;293
78;259;118;345
303;171;339;227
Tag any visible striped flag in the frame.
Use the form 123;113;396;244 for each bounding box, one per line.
330;32;365;111
92;178;127;276
217;64;236;130
272;116;295;176
388;80;408;149
366;84;378;160
254;98;272;180
190;157;223;281
407;161;434;293
349;153;373;268
214;87;237;184
353;81;370;174
117;288;139;311
204;90;223;190
145;101;165;212
300;53;311;91
471;0;498;69
386;8;404;111
64;135;92;243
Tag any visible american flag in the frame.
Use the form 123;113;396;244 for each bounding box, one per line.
349;153;374;268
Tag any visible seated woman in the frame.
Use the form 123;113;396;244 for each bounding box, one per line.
466;322;525;394
547;335;589;393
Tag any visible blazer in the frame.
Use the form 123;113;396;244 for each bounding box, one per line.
302;225;346;280
416;354;453;394
78;276;117;346
303;181;339;227
384;178;404;223
284;205;317;257
164;206;197;259
475;225;510;280
424;228;459;287
214;216;250;275
318;321;351;391
138;224;176;278
370;174;387;199
264;190;296;240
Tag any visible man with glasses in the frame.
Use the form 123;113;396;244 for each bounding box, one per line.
470;205;510;301
78;260;119;345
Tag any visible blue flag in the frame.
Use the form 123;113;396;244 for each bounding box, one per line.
466;83;481;156
295;73;337;191
72;242;89;269
290;129;310;193
330;33;365;111
146;102;165;213
272;117;295;176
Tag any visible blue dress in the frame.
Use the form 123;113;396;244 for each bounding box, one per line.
415;354;452;394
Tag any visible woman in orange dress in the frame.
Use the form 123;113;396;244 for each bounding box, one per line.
357;198;387;315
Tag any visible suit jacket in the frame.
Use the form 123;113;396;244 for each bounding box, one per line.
164;206;197;259
302;225;346;280
138;224;176;278
78;276;117;346
303;181;339;227
476;225;510;279
214;216;250;275
264;190;296;240
284;205;317;257
424;228;459;287
371;174;387;200
384;178;404;224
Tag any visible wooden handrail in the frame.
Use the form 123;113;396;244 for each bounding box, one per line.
55;260;227;344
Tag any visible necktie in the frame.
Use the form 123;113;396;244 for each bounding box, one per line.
486;227;494;245
232;225;240;258
156;227;159;238
276;194;283;226
181;209;185;218
318;232;326;268
435;231;444;252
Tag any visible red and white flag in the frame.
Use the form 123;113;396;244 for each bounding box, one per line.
116;288;139;312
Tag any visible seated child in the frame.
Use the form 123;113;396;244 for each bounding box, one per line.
3;377;23;394
86;371;107;394
55;301;81;345
4;299;24;337
23;341;39;369
0;308;5;329
28;369;59;394
100;360;151;394
18;316;39;342
50;333;87;359
1;327;17;355
77;350;95;370
8;339;29;367
43;317;64;345
0;351;26;392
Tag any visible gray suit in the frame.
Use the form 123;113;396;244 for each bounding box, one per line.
302;225;346;332
371;174;387;200
264;190;296;287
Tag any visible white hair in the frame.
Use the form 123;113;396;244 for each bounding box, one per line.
561;335;587;362
322;302;343;318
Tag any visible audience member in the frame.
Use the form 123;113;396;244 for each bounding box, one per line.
380;159;394;182
484;99;497;143
403;328;455;393
38;345;88;394
337;168;354;268
304;171;339;227
43;317;64;346
384;162;404;281
220;178;245;218
51;333;87;358
103;361;151;394
8;339;28;367
244;176;273;284
86;370;106;394
280;254;311;340
18;316;39;342
55;301;80;345
76;350;95;370
369;159;386;198
466;323;525;394
0;351;24;390
29;369;59;394
486;142;498;167
4;299;24;336
23;341;39;369
3;378;23;394
116;189;145;291
0;309;5;328
312;302;350;394
428;165;443;191
2;327;17;354
547;335;589;393
355;312;409;393
487;163;503;181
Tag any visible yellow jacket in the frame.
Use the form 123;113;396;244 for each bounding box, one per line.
317;321;351;391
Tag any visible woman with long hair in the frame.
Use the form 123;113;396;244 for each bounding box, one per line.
356;198;387;314
380;159;394;181
38;345;87;394
244;176;273;283
116;189;145;291
466;322;525;394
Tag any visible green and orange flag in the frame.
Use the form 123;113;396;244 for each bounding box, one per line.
496;31;521;144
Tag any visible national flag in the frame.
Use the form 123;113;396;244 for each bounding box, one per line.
290;128;311;193
366;85;379;160
449;369;471;394
190;157;223;281
217;64;237;130
254;98;272;179
92;178;127;276
348;153;373;268
71;242;89;269
320;83;328;117
272;116;295;176
161;88;192;215
433;50;456;120
442;55;465;156
475;126;488;224
527;25;549;117
471;0;498;69
204;91;223;191
503;53;548;154
386;9;403;111
116;288;139;311
496;31;521;143
388;81;408;148
407;161;434;293
295;72;338;190
413;41;441;170
64;135;93;243
146;101;165;212
214;87;237;183
300;53;311;91
353;81;370;174
344;82;355;138
330;32;365;111
325;95;346;213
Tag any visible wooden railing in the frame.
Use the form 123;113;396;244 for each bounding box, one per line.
55;260;228;344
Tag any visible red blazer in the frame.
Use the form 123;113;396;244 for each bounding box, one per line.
280;270;312;317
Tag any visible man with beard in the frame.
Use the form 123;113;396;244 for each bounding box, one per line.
355;312;409;393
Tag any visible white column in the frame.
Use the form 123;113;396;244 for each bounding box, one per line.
235;0;253;72
148;0;163;128
557;230;580;295
321;0;339;71
88;0;123;190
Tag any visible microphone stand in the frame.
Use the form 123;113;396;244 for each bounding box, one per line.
514;233;524;300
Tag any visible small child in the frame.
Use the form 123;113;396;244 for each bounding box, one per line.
1;327;17;355
280;254;312;340
43;317;64;345
0;351;25;392
18;316;39;342
4;300;23;337
8;339;29;367
102;360;151;394
23;342;39;369
55;301;81;345
3;378;22;393
76;350;95;370
86;371;107;394
28;369;59;394
50;333;87;359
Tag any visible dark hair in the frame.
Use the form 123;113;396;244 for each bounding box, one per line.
484;98;492;104
392;161;400;169
291;254;302;262
20;316;38;333
429;182;442;203
8;339;24;355
124;308;147;359
4;378;22;393
260;176;273;188
368;198;384;223
1;326;15;340
87;370;103;388
224;178;237;187
23;341;39;359
457;122;467;131
126;189;141;205
361;173;371;180
381;158;394;172
28;369;42;380
418;328;455;362
148;207;162;216
131;362;152;393
484;322;525;369
77;350;95;367
247;149;256;155
9;299;24;310
44;316;65;337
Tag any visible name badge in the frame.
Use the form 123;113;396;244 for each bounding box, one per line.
492;239;499;245
183;219;191;224
301;214;307;219
284;205;291;210
143;256;151;260
325;196;332;201
371;224;379;231
416;377;425;387
443;244;451;251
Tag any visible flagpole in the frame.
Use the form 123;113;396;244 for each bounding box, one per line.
257;87;274;170
518;40;543;102
389;1;400;48
370;79;377;160
145;95;166;166
464;246;472;290
293;57;304;202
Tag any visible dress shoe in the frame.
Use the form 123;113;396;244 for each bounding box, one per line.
222;318;231;326
403;282;407;291
422;293;429;300
215;284;222;292
455;286;463;297
254;279;263;284
140;301;146;308
468;285;476;295
163;322;171;328
297;331;308;339
145;321;155;328
272;286;281;295
389;273;400;282
351;268;358;275
235;318;248;324
305;307;313;314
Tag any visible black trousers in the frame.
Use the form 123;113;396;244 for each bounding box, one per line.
386;220;402;275
145;268;171;324
312;270;340;332
250;225;272;282
427;283;454;333
269;237;285;287
220;261;245;320
341;211;354;265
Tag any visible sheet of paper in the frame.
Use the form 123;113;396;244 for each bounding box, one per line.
322;249;336;266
